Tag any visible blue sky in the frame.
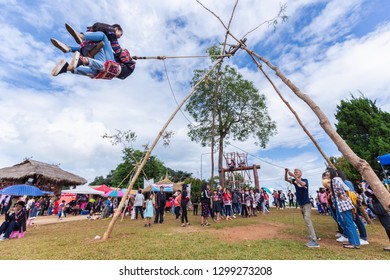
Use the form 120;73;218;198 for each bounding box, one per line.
0;0;389;196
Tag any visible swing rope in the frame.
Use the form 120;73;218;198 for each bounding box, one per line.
134;54;232;60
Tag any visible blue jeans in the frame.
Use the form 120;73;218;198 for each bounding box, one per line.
70;31;114;61
340;210;360;246
154;207;164;223
74;52;106;77
262;201;269;213
232;203;240;215
135;206;144;219
73;31;115;77
329;205;344;234
354;208;367;240
84;31;115;61
334;201;346;235
225;205;232;217
0;220;10;234
2;221;21;238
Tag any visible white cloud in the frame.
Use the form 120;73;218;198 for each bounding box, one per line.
298;0;363;43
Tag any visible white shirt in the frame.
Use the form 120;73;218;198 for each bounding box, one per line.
134;193;145;207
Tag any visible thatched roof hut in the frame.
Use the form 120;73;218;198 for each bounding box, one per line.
142;177;183;193
0;159;87;187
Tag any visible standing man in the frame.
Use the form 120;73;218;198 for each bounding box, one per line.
285;168;320;248
154;186;166;224
134;189;145;220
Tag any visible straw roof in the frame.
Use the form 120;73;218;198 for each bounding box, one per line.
142;176;183;193
0;159;87;186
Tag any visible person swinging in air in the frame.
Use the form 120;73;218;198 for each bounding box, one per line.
51;23;135;80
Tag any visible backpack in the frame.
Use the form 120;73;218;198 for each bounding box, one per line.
94;60;121;80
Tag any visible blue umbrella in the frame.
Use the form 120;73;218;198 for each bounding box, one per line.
0;184;44;196
104;189;124;197
42;191;54;195
261;187;272;195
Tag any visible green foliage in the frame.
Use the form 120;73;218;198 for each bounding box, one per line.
166;168;192;182
89;148;164;188
115;148;167;188
89;148;195;189
330;156;360;185
185;48;276;176
183;177;204;195
334;94;390;179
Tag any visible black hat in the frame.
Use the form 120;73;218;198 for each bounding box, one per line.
16;201;25;207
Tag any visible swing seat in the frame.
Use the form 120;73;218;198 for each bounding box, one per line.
10;229;24;239
10;224;25;239
94;60;121;80
18;231;25;238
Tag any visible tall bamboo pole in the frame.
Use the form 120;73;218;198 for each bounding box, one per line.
102;59;223;240
247;52;335;169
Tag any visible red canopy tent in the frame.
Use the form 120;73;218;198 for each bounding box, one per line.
59;193;77;205
94;184;113;193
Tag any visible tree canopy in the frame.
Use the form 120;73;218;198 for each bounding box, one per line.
185;47;276;174
333;94;390;182
89;148;192;188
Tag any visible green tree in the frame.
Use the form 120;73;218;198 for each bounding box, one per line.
89;148;166;189
89;172;115;186
166;168;192;183
183;177;204;196
185;47;276;178
111;148;167;188
334;94;390;179
330;156;360;185
90;148;195;189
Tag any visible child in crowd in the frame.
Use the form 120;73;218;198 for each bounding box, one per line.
57;200;66;220
144;193;154;227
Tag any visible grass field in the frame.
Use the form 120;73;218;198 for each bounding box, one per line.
1;208;389;260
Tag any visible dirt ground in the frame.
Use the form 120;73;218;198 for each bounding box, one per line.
15;214;292;242
174;220;293;242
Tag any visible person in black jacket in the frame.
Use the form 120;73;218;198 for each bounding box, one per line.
0;205;15;236
200;183;211;226
363;181;390;251
0;201;26;241
154;186;166;224
191;193;199;216
180;184;190;227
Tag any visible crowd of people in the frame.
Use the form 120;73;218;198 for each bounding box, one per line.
0;193;118;241
1;169;389;252
283;167;390;251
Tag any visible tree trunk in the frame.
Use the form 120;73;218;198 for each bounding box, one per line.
247;49;390;213
218;133;224;185
102;60;223;240
211;60;225;186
